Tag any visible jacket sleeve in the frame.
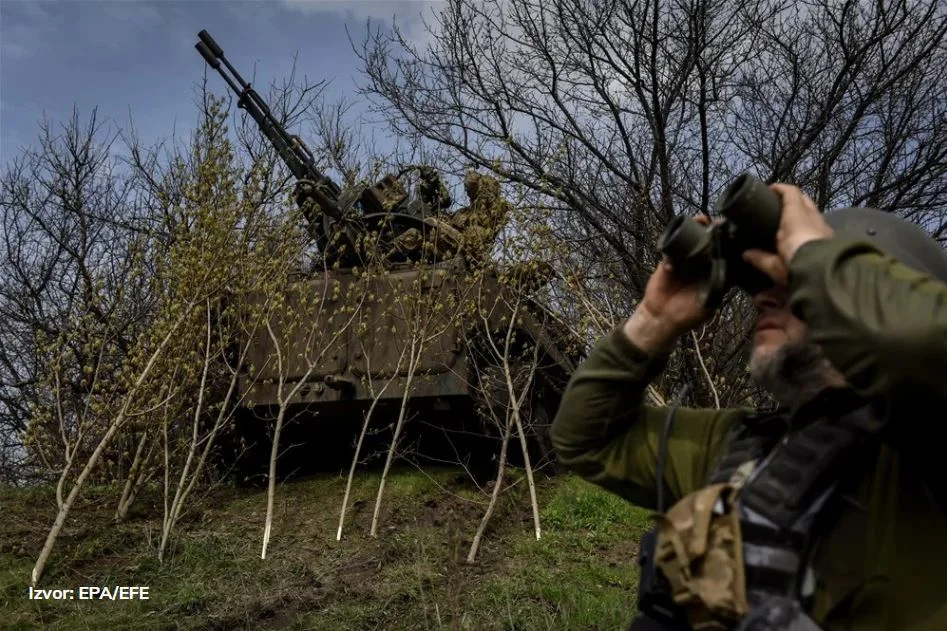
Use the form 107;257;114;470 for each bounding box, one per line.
550;325;746;510
788;238;947;407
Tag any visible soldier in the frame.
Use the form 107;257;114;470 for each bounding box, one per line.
550;183;947;631
411;170;512;264
451;170;511;264
417;165;453;211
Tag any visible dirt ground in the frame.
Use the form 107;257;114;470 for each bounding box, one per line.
1;467;651;630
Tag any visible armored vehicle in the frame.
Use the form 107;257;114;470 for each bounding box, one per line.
196;30;581;483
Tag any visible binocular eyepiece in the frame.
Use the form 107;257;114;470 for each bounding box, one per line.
657;173;783;308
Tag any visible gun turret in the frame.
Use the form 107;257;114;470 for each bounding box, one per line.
195;29;472;269
196;29;370;261
196;30;341;214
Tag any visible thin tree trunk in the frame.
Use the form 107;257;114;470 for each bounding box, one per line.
159;405;171;563
114;430;151;522
160;300;213;559
370;347;419;537
259;289;363;558
261;406;286;559
511;402;541;539
338;407;374;541
467;411;513;563
32;312;187;585
691;328;720;408
337;342;408;541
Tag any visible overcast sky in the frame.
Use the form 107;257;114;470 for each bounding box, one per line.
0;0;442;167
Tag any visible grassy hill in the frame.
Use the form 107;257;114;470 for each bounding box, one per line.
1;468;652;630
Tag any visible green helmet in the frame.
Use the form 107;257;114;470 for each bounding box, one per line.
824;207;947;283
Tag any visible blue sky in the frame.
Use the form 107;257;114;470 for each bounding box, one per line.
0;0;442;167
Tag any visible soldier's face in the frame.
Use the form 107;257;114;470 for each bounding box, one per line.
749;285;809;365
747;285;847;407
747;284;846;407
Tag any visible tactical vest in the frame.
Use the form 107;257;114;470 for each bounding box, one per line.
633;390;878;631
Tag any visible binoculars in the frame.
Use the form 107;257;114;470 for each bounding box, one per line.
658;173;783;308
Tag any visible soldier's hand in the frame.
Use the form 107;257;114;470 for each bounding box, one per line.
743;183;834;286
624;215;716;352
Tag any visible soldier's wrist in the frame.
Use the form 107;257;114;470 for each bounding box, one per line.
623;311;681;354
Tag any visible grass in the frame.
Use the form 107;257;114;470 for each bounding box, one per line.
0;468;653;630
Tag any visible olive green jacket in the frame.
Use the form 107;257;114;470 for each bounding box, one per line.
550;238;947;631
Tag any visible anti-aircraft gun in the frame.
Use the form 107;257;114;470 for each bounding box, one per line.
195;30;581;484
195;29;458;268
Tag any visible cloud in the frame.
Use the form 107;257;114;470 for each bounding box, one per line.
1;0;165;60
280;0;437;20
0;1;59;61
277;0;446;47
74;1;165;53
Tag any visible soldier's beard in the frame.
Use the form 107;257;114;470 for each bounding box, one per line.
749;340;840;410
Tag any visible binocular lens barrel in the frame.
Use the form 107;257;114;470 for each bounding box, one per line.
656;173;785;306
715;174;782;244
658;216;711;273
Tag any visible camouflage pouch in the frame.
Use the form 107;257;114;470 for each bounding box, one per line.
652;483;749;631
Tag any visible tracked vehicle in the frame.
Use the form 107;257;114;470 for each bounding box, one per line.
195;30;581;483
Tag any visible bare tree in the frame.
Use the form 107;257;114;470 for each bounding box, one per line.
356;0;947;405
257;276;364;558
154;154;307;560
16;80;327;580
336;335;408;541
29;284;198;586
368;262;466;537
0;107;153;485
466;281;544;562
